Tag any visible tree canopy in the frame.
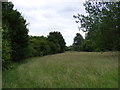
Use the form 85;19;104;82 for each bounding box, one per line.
73;33;83;46
73;1;120;51
2;2;29;70
2;2;29;62
47;31;66;53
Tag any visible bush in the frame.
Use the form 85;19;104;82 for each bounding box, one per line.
29;36;52;56
2;25;12;70
81;40;94;52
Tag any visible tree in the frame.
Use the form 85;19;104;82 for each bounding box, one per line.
29;36;51;56
81;40;94;52
73;33;83;45
73;1;120;51
47;31;66;53
2;2;29;62
72;33;84;51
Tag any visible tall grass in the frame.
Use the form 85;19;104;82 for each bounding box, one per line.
2;52;118;88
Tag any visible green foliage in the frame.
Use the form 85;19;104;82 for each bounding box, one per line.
2;2;29;70
2;2;68;71
28;36;51;57
2;2;29;62
73;1;120;51
2;52;118;88
2;2;66;71
2;24;12;70
81;40;94;52
28;32;66;57
48;41;60;54
73;33;83;45
71;33;84;51
47;31;66;53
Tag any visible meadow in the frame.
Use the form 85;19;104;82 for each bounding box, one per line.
2;52;118;88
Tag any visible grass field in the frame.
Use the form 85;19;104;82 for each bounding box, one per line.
2;52;118;88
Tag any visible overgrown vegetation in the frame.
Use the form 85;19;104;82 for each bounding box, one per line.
2;2;29;70
2;1;119;88
73;1;120;52
2;52;118;88
28;32;66;57
2;2;66;70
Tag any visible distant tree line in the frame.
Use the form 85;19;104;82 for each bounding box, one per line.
28;32;66;57
72;1;120;52
2;2;66;70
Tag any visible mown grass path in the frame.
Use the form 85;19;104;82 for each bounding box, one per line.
3;52;118;88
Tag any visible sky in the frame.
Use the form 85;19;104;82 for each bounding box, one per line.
8;0;87;46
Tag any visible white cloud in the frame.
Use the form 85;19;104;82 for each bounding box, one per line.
8;0;87;46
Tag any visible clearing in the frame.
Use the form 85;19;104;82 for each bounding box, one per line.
2;52;118;88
